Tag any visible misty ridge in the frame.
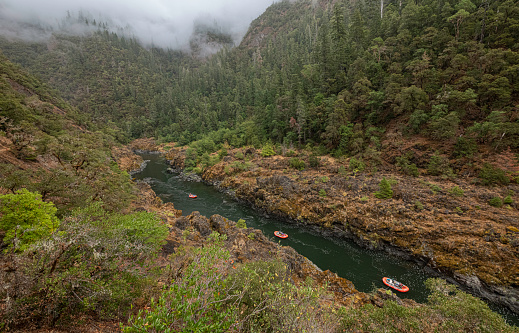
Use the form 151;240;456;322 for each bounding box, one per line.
0;2;273;54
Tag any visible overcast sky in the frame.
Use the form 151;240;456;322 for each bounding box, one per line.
0;0;278;48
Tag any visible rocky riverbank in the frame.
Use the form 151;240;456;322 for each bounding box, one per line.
154;143;519;315
114;138;519;314
112;140;397;310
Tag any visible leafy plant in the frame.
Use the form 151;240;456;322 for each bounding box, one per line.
427;152;454;177
122;232;239;332
261;141;276;157
319;189;327;197
448;185;464;197
309;155;321;168
349;157;366;172
503;195;514;205
395;153;419;177
1;204;166;329
375;177;393;199
235;150;245;160
0;188;60;252
489;197;503;207
479;163;509;185
341;278;513;332
237;219;247;229
289;157;306;170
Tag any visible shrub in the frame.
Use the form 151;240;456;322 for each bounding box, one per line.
234;150;245;160
285;150;296;157
123;233;338;333
489;197;503;207
261;141;276;157
453;137;478;157
415;200;424;210
289;158;306;170
503;195;514;205
375;177;393;199
226;261;338;332
395;154;419;177
448;185;464;197
341;278;513;332
2;204;167;329
237;219;247;229
479;163;509;185
427;152;454;177
0;188;60;252
231;161;254;172
338;165;348;176
428;183;442;194
218;148;228;159
349;157;366;172
319;189;327;197
123;233;238;333
309;155;321;168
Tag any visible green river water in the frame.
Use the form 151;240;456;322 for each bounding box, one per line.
134;153;518;326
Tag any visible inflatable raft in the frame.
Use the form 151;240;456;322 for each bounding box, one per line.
274;231;288;239
382;277;409;292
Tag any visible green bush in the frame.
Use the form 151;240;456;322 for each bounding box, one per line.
427;182;442;194
231;161;254;171
453;137;478;157
489;197;503;207
479;163;509;185
415;200;424;210
503;195;514;205
349;157;366;172
218;148;228;158
289;157;306;170
341;278;513;332
0;188;60;252
237;219;247;229
375;177;393;199
235;150;245;160
226;261;337;332
448;185;464;197
319;189;327;197
309;155;321;168
2;204;166;329
123;233;338;333
395;153;419;177
427;152;454;177
261;141;276;157
123;233;238;333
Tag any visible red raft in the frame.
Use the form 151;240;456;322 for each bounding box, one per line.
274;231;288;239
382;277;409;292
188;193;197;199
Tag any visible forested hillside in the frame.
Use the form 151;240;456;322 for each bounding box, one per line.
2;0;518;170
2;0;519;331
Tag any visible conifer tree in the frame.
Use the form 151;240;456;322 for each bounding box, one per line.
375;177;393;199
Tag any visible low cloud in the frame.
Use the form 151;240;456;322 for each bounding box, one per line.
0;0;278;48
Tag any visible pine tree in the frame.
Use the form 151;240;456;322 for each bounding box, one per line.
375;177;393;199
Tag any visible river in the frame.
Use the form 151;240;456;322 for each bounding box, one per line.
134;152;519;326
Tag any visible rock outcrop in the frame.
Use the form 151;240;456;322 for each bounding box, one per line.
162;145;519;314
